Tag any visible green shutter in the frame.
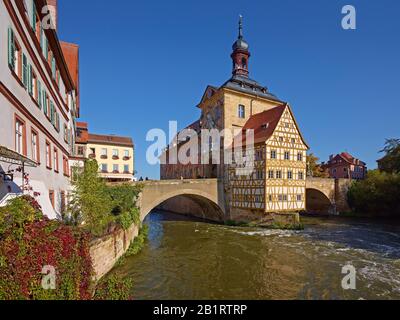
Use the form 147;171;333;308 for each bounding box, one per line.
52;57;56;78
28;65;33;95
31;1;36;30
43;91;48;115
22;54;28;88
38;81;42;109
56;113;60;131
50;102;54;123
8;27;15;69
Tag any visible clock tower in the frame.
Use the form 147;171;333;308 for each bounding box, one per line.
231;15;251;78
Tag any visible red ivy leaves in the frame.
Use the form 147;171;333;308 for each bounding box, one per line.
0;219;94;300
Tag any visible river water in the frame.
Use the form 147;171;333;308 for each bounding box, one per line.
109;210;400;300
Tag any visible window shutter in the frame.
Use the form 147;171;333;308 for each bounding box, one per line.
38;81;42;109
50;102;54;124
22;54;28;88
8;27;15;69
43;91;47;115
56;114;60;132
52;57;56;78
28;65;33;95
31;1;36;30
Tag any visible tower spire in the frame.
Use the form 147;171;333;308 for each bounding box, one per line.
238;15;243;39
231;15;250;78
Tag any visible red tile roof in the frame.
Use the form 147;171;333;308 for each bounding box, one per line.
339;152;366;166
60;41;80;112
88;134;134;148
227;104;286;148
241;104;286;144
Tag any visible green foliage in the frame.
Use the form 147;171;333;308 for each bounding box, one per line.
347;170;400;216
108;183;142;216
224;220;250;227
108;183;142;231
378;138;400;174
116;208;140;231
68;160;114;236
94;275;133;300
0;196;43;239
68;161;142;236
269;221;304;230
307;153;329;178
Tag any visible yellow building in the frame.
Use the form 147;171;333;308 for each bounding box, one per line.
71;122;135;182
160;17;309;221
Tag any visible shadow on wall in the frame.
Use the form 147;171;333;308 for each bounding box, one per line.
0;165;22;204
306;188;333;215
156;194;225;222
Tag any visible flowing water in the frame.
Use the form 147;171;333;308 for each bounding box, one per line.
109;210;400;300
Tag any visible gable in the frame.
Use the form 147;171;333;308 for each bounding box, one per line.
267;105;309;150
197;85;218;108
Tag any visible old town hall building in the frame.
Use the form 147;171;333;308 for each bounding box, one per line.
160;17;309;221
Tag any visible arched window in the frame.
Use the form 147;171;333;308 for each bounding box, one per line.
242;57;247;69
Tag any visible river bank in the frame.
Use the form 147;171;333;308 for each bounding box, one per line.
107;210;400;300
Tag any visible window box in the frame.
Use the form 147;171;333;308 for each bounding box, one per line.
112;170;120;174
100;155;108;160
101;170;108;174
123;171;131;174
89;154;96;159
123;156;131;161
112;155;119;160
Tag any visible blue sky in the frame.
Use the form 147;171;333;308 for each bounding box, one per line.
58;0;400;179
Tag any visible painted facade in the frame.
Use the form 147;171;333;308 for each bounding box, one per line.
160;17;309;218
322;152;367;180
70;122;135;182
0;0;79;218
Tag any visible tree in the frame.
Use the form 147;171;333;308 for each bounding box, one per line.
347;169;400;216
378;138;400;174
307;153;329;178
68;159;113;236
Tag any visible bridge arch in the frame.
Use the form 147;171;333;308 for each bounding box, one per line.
306;188;334;214
137;180;225;222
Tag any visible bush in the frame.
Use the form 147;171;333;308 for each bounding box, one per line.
94;275;133;300
0;197;94;300
68;161;142;236
68;160;114;236
347;170;400;216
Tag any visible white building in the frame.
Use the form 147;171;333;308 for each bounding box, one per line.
0;0;79;218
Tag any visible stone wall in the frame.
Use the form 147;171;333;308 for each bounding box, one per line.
89;223;139;280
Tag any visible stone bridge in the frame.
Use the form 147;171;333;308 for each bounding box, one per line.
305;178;351;214
134;179;226;222
130;177;351;222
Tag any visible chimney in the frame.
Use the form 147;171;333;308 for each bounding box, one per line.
46;0;58;31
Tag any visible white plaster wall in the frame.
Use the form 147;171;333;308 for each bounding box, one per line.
0;1;74;218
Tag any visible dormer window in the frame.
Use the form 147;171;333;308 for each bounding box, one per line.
261;123;269;130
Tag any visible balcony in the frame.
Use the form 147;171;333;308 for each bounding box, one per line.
112;155;119;160
88;154;96;159
123;156;131;161
100;155;108;160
